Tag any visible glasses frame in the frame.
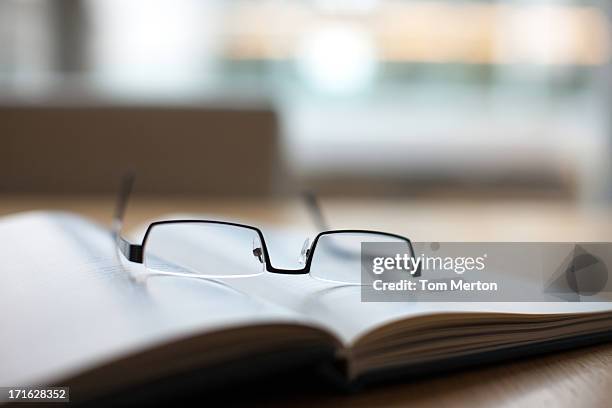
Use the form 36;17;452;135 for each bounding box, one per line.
114;175;421;277
120;219;418;275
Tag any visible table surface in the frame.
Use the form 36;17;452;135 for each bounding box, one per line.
3;195;612;408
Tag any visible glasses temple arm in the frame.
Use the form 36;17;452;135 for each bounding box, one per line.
302;191;330;231
112;172;134;237
113;173;143;263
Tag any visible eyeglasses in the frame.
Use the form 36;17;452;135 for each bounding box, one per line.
113;175;420;284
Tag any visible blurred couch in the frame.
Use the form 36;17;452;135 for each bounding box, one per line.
0;104;280;196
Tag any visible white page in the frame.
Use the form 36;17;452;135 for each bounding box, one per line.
238;229;612;344
0;212;314;387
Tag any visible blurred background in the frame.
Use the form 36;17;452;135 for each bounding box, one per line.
0;0;611;206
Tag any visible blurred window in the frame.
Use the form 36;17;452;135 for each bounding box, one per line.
0;0;610;199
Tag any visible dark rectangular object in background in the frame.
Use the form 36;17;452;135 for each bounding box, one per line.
0;105;279;195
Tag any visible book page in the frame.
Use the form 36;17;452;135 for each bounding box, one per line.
0;212;327;389
143;222;612;345
246;229;612;342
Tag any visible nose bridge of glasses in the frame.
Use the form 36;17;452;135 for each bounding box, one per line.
252;235;312;274
265;265;310;274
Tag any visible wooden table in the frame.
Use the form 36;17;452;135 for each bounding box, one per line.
2;195;612;407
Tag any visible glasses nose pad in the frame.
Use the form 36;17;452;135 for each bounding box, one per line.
298;238;310;265
252;238;264;270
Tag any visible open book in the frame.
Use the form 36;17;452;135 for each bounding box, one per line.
2;211;612;404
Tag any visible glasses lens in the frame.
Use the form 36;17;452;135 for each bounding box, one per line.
309;232;412;284
143;222;265;277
